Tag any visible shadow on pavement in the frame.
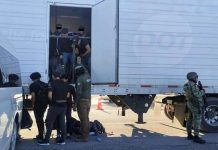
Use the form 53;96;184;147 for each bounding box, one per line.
16;124;214;150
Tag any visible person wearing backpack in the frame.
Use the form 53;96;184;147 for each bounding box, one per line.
29;72;48;141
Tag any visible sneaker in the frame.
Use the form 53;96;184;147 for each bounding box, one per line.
38;140;50;146
56;138;66;145
193;136;206;144
187;133;194;140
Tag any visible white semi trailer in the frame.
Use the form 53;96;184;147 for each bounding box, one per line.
1;0;218;132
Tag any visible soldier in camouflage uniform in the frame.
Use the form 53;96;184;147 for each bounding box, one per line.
74;65;91;142
183;72;206;144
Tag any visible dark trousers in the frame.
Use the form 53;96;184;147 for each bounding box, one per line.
56;104;72;135
66;104;72;133
33;105;47;138
77;100;91;139
45;106;66;142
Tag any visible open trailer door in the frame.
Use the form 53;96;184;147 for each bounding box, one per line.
91;0;118;84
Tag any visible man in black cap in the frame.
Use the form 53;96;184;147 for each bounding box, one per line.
38;71;70;146
29;72;48;141
3;74;19;87
76;26;91;73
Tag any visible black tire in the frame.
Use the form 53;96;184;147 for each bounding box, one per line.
8;121;18;150
201;97;218;132
164;104;174;120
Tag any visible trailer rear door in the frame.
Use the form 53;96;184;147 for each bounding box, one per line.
91;0;118;84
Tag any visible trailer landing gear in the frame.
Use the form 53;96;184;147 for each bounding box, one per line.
137;113;145;124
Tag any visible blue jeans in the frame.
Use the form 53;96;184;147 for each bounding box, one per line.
81;54;91;74
63;52;74;76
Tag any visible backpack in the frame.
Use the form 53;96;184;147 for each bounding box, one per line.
90;120;106;135
36;82;49;105
21;109;33;129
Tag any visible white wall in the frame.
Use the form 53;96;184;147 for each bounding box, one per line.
119;0;218;87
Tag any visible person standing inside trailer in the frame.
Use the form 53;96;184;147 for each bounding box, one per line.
74;65;91;142
38;70;70;146
183;72;206;144
29;72;48;141
49;24;63;80
76;26;91;74
59;28;74;78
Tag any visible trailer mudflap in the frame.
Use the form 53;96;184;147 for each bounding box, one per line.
173;102;187;127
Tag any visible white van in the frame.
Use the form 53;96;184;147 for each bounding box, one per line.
0;39;23;150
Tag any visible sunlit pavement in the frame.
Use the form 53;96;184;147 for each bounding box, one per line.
16;95;218;150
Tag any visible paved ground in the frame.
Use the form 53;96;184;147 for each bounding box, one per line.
16;96;218;150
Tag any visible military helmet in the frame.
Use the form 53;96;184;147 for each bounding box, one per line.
187;72;198;80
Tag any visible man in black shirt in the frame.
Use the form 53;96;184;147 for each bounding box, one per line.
61;74;76;137
76;26;91;73
59;28;74;77
29;72;48;141
38;71;70;146
3;74;19;87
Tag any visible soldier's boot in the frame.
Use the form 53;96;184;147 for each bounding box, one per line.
193;136;206;144
187;133;194;140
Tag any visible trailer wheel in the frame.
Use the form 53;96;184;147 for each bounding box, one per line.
201;97;218;132
164;104;174;120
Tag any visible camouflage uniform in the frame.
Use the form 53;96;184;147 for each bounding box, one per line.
75;69;91;141
184;80;204;136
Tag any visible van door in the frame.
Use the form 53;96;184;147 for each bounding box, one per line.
91;0;118;84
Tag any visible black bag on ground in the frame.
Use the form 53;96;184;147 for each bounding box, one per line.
21;109;33;129
68;117;82;135
68;117;105;135
90;120;106;134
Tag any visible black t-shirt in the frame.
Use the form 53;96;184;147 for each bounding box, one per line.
77;38;90;56
29;80;48;106
49;79;70;107
59;37;73;53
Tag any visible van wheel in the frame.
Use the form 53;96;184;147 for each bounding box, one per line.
201;97;218;132
9;122;18;150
